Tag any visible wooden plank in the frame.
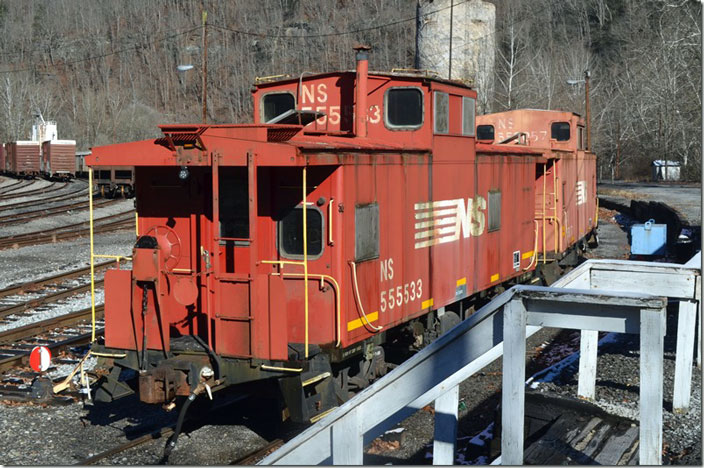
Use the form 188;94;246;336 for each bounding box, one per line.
577;330;599;400
673;300;697;413
590;269;697;299
639;307;664;465
594;425;639;465
432;385;459;465
501;299;527;465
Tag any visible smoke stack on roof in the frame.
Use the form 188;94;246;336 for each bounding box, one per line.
354;45;371;138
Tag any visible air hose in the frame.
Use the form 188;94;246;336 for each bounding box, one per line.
161;391;197;463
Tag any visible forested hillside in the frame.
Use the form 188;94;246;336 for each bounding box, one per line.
0;0;700;180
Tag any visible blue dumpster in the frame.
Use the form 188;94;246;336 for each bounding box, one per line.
631;219;667;255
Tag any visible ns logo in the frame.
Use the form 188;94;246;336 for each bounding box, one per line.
413;197;487;249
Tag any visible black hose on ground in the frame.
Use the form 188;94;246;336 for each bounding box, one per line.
160;391;197;463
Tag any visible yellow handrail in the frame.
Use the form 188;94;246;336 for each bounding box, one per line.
302;167;309;358
523;220;539;271
272;272;342;347
89;168;96;342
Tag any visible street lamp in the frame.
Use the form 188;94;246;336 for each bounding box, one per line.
566;70;591;150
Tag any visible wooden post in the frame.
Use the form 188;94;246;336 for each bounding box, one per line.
502;299;526;465
433;385;459;465
673;300;697;413
332;408;363;464
639;307;664;465
577;330;599;399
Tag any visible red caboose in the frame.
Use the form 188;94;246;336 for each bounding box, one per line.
88;49;543;422
476;110;598;268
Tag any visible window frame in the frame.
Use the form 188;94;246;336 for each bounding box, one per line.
383;86;425;131
260;91;297;123
488;190;501;232
550;121;571;142
433;91;449;135
277;204;325;260
476;124;495;142
461;96;476;136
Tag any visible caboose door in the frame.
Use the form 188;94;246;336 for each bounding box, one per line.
264;165;340;357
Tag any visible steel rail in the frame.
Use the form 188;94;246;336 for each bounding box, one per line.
0;181;65;201
0;179;27;194
0;304;104;345
0;211;135;249
0;260;120;300
0;279;105;321
0;198;116;226
79;426;177;465
0;179;39;197
77;393;255;465
0;186;89;211
232;439;284;465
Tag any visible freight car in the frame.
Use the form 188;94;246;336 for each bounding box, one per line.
6;141;41;177
0;143;4;174
86;49;596;426
92;166;135;197
41;139;76;179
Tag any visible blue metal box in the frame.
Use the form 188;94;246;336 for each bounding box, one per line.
631;219;667;255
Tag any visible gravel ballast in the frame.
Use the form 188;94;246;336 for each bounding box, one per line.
0;181;700;465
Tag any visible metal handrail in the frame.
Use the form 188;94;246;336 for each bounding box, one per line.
260;254;700;466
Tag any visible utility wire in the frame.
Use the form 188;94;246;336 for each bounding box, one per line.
210;0;475;39
0;25;201;74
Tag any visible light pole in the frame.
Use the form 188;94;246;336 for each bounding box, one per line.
176;6;208;124
567;70;591;151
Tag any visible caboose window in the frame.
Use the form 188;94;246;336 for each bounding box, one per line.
477;125;495;141
551;122;570;141
488;190;501;232
462;97;476;136
262;92;296;123
384;87;423;129
279;206;324;259
219;167;250;242
433;91;449;134
578;126;585;149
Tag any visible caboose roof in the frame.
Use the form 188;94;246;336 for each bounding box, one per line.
254;69;473;91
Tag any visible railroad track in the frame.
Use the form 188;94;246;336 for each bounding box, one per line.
0;198;118;227
0;259;121;301
0;186;89;211
0;181;67;201
75;394;280;466
0;304;104;374
0;278;106;322
0;210;136;249
0;179;28;194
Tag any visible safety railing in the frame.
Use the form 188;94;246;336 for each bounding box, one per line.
259;253;700;466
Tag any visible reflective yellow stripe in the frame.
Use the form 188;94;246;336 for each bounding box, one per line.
347;311;379;331
490;273;500;282
456;277;467;287
522;250;534;260
421;298;434;309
